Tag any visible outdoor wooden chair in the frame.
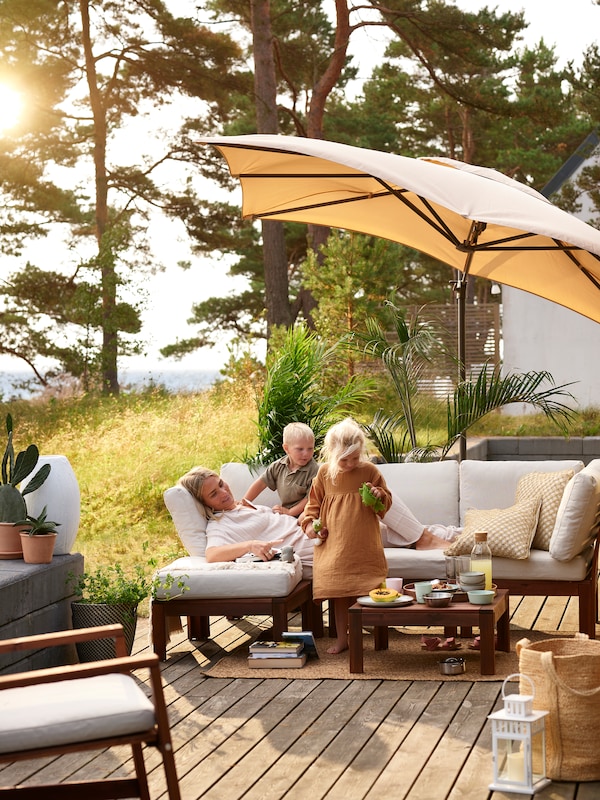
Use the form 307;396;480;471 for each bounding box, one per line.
0;624;180;799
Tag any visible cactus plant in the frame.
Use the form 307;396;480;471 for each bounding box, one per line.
0;414;51;523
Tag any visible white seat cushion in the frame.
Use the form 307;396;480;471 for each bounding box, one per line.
154;555;303;599
0;673;155;754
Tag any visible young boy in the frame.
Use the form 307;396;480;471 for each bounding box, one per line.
243;422;318;517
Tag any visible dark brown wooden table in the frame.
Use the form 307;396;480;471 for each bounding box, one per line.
348;588;510;675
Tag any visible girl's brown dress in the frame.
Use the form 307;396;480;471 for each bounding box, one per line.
303;462;392;600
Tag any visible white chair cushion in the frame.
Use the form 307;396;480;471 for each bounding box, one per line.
550;466;600;561
0;673;155;754
164;485;208;557
154;555;303;598
459;460;584;523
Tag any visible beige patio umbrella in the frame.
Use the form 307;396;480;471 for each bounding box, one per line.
200;134;600;452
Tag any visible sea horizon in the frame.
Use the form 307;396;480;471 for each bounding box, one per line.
0;366;220;399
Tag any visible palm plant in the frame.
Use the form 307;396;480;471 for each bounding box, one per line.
350;304;577;461
250;325;374;465
442;365;576;458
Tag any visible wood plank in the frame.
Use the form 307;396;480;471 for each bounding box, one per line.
364;682;472;799
231;680;385;800
176;679;327;798
405;682;501;800
301;681;441;800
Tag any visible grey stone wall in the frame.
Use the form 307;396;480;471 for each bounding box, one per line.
0;553;84;674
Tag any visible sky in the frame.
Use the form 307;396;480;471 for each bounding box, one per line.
2;1;598;379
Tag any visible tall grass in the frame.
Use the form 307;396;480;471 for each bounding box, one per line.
5;381;598;577
3;384;258;574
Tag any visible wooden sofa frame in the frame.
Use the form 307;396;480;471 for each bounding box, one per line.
494;528;600;638
151;578;324;661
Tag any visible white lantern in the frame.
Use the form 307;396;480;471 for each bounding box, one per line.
488;673;550;794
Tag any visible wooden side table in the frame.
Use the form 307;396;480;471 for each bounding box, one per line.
348;589;510;675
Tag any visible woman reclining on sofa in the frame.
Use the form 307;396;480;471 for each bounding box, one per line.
179;466;459;573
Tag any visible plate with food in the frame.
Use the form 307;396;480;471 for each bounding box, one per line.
357;593;413;607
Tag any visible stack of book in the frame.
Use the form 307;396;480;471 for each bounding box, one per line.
247;632;318;669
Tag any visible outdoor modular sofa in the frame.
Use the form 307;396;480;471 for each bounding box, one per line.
153;458;600;658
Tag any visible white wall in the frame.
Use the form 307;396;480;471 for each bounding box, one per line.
502;286;600;411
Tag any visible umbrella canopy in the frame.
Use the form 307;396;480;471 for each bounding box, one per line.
200;133;600;323
200;134;600;456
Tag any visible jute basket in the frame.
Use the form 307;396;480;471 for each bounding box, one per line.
517;633;600;781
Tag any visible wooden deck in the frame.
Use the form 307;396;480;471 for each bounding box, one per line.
2;590;599;800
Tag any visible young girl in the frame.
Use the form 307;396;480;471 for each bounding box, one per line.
301;417;392;654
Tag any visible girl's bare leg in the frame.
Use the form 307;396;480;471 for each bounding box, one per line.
327;596;355;654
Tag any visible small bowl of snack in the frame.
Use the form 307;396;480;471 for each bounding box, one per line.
423;592;453;608
467;589;495;605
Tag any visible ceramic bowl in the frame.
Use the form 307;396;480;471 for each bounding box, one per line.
423;592;453;608
467;589;495;605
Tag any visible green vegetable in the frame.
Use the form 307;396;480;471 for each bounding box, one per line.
313;519;323;533
359;483;385;513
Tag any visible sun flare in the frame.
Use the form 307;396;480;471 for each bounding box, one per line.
0;85;23;133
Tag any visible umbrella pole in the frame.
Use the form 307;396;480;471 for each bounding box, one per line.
455;275;467;462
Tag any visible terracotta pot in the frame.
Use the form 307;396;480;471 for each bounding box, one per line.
20;531;57;564
0;522;28;559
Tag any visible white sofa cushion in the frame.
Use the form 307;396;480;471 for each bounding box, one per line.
153;555;302;598
550;466;600;561
459;460;584;524
378;461;460;526
444;496;542;559
220;462;277;506
0;674;155;754
385;547;589;582
164;485;208;557
515;469;574;550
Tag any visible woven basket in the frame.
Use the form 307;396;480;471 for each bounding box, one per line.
71;602;138;662
517;633;600;781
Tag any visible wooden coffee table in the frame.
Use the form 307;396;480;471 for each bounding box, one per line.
348;589;510;675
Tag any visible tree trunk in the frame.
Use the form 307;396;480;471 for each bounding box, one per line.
251;0;292;335
79;0;119;395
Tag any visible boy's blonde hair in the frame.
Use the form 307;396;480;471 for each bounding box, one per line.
283;421;315;445
321;417;368;481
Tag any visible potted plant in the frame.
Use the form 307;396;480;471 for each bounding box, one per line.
17;506;61;564
0;414;51;559
67;562;153;661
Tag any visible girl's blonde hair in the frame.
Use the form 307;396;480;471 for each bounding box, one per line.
178;466;219;518
321;417;368;481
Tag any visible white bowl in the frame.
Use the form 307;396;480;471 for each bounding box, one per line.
467;590;495;605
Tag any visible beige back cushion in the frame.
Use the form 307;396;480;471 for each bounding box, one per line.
515;470;574;550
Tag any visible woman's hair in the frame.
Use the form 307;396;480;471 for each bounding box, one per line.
178;466;219;517
321;417;368;481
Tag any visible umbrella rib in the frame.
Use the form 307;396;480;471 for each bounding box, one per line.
242;187;395;219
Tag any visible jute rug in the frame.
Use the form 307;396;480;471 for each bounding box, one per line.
201;627;568;681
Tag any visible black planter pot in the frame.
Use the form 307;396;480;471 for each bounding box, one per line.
71;602;138;661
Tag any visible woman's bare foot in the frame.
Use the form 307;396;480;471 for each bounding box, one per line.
415;528;451;550
326;640;348;655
